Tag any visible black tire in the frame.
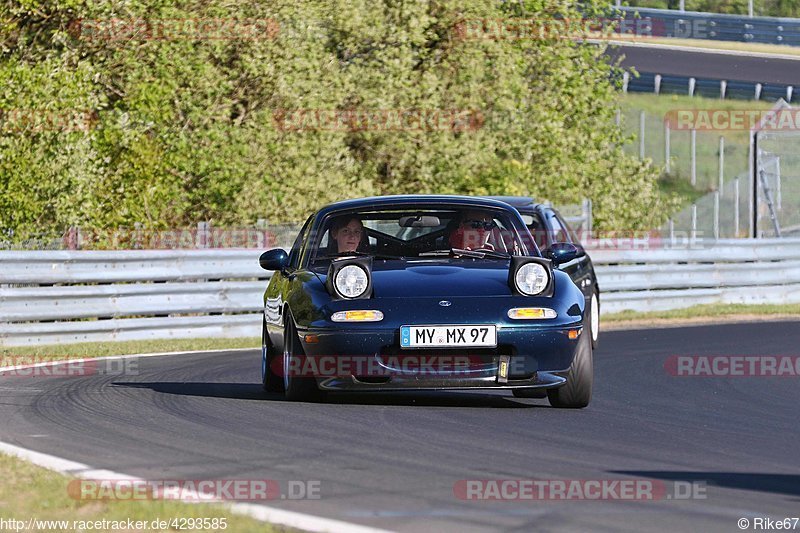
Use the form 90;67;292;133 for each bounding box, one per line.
512;389;547;399
547;329;593;408
261;321;284;393
283;314;325;402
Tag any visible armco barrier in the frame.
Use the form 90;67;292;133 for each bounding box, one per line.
1;239;799;346
591;237;800;313
618;6;800;46
0;250;269;346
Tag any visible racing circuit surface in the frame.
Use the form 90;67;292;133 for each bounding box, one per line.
1;321;799;532
606;43;800;85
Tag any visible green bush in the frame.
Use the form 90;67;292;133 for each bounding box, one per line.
0;0;671;241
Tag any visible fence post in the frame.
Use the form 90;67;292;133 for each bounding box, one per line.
691;129;697;186
580;199;590;232
197;221;210;249
669;218;674;245
665;122;671;173
586;198;593;233
256;218;268;249
688;77;696;97
713;191;720;239
691;204;697;241
65;226;80;250
734;177;740;237
639;110;645;159
718;136;724;195
133;222;143;249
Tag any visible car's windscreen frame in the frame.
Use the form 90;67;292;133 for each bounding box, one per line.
303;203;538;267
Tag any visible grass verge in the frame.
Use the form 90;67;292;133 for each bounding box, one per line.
604;303;800;323
0;453;281;532
0;337;260;361
618;93;773;205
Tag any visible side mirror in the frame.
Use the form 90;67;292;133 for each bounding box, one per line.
259;249;289;271
545;242;579;265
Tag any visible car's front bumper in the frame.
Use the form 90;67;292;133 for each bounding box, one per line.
296;323;581;391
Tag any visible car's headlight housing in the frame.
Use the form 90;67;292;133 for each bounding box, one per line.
514;262;549;296
334;264;369;299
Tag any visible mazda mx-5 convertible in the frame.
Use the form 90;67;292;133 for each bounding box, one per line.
258;195;593;408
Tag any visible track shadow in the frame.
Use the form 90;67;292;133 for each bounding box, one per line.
112;381;278;401
322;390;541;408
611;471;800;498
111;381;542;408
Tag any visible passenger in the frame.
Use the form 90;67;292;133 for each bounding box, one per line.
329;216;368;254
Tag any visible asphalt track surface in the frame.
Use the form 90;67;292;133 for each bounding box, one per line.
606;44;800;85
1;321;799;532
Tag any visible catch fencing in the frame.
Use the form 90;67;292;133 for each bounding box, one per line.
2;238;799;346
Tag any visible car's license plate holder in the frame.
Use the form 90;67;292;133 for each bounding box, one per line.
400;325;497;348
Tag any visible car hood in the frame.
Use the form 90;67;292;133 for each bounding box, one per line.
318;260;515;298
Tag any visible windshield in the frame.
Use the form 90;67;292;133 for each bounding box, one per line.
310;205;533;265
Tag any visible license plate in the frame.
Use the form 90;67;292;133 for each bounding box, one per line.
400;325;497;348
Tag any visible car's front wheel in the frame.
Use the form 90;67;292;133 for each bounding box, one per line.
547;329;593;409
282;315;324;402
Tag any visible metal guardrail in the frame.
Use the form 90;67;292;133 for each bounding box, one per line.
1;239;799;346
0;250;269;346
618;6;800;45
591;237;800;313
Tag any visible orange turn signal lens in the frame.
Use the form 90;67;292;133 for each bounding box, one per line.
304;334;319;343
568;329;581;340
507;307;557;320
331;310;384;322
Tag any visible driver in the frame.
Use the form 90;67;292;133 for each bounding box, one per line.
329;216;368;254
449;210;496;251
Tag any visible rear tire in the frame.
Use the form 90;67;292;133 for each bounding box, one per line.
261;321;284;393
547;329;593;409
283;315;325;402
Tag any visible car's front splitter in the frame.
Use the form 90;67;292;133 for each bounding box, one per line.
317;367;566;392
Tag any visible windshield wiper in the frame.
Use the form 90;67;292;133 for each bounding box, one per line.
417;248;511;259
